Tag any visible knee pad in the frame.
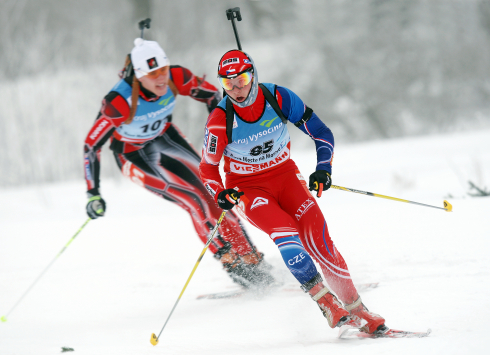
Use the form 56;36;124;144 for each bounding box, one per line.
274;234;318;284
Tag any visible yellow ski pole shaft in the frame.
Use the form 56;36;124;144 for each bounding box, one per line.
151;210;228;346
1;217;94;323
330;185;453;212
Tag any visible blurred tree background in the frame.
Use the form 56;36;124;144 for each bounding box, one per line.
1;0;490;187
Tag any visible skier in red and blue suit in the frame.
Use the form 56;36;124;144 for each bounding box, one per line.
200;49;387;334
83;39;275;288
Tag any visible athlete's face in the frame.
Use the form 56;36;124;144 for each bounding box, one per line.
138;66;170;97
225;80;252;103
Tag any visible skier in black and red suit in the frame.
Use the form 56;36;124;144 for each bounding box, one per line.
83;38;275;288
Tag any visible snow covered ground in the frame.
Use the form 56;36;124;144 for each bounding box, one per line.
1;129;489;355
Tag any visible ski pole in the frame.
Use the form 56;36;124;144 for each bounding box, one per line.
150;210;228;346
226;7;243;50
1;217;94;323
326;184;452;212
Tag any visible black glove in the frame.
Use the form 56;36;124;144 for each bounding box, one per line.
309;170;332;197
207;91;222;113
217;189;244;210
86;195;106;219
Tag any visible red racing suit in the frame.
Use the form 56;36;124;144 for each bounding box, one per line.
199;83;358;303
83;66;257;257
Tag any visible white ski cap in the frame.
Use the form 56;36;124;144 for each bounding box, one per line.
131;38;170;79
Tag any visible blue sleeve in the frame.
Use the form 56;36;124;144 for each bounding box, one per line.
277;86;334;174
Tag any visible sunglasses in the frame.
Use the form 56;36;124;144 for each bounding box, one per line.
136;66;169;79
218;70;253;91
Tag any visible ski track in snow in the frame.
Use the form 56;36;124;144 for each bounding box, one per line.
1;130;489;355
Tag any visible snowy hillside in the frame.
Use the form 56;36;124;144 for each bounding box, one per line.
1;129;489;354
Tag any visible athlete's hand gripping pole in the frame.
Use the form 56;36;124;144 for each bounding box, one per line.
150;210;228;346
217;189;244;210
86;195;106;219
226;7;243;50
331;185;453;212
1;217;96;323
309;170;332;198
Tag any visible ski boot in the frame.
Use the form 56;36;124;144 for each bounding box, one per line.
217;245;276;290
302;274;350;328
345;296;387;334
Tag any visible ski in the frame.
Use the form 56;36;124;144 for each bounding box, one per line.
338;325;431;339
197;282;379;300
197;289;247;300
354;282;379;292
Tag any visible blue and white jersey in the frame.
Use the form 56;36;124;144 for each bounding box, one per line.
218;85;291;175
111;79;176;144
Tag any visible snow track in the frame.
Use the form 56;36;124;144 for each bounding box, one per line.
1;130;489;354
